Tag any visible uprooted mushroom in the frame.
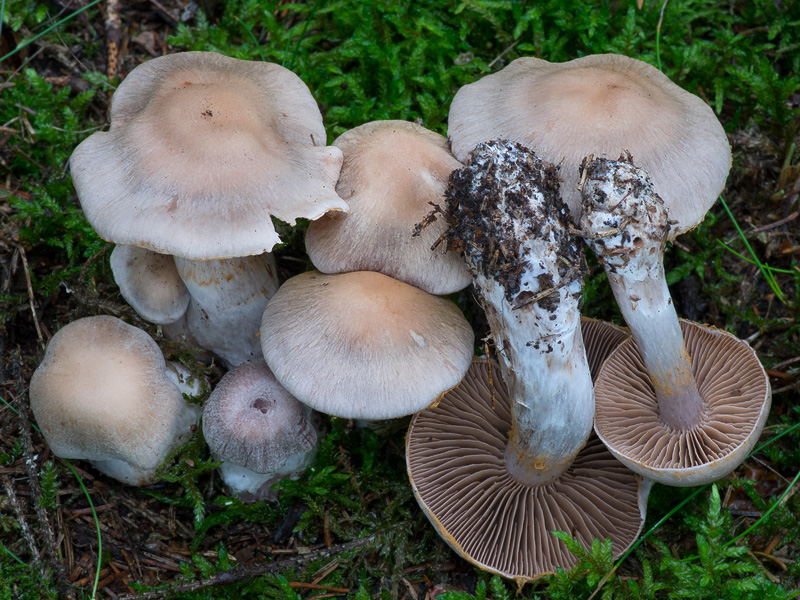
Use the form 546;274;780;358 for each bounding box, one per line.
406;140;650;583
580;155;771;486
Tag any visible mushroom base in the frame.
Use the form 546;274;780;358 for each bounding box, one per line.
216;446;318;503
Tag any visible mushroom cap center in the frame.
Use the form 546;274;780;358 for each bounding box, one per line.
251;396;274;414
517;65;678;136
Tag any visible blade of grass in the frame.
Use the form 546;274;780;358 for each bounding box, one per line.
723;468;800;548
718;241;796;275
234;16;267;62
283;0;320;71
0;0;104;64
587;420;800;600
719;195;786;304
1;542;26;566
0;395;103;599
655;0;670;71
63;460;102;599
0;0;6;46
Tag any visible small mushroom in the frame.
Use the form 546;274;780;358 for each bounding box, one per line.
202;361;319;501
29;316;202;485
305;120;471;294
260;270;474;420
580;156;770;485
70;52;348;368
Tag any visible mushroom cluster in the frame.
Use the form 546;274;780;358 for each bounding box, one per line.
29;49;772;586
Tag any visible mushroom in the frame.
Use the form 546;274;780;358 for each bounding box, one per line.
447;54;730;225
580;156;771;485
405;139;650;582
260;270;474;420
407;326;649;582
202;361;319;501
29;316;202;485
70;51;348;367
305;120;471;294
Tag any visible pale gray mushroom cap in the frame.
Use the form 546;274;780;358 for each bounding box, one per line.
202;361;318;475
110;245;189;324
305;120;471;294
70;51;347;260
594;320;772;486
260;270;475;420
407;320;648;584
448;54;731;235
29;316;190;474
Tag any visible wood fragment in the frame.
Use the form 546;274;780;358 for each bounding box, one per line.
113;535;376;600
105;0;122;82
288;582;349;593
311;559;339;585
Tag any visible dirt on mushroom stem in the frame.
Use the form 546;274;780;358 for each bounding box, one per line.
444;141;584;309
580;154;705;432
440;139;593;484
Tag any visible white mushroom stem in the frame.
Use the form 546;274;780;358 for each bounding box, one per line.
174;254;280;368
580;156;703;432
447;140;593;485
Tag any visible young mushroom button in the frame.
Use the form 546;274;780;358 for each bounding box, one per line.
29;316;201;486
202;361;320;502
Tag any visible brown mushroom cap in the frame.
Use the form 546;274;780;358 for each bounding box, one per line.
29;316;192;477
305;120;471;294
203;361;318;475
448;54;731;235
260;270;474;420
110;245;190;325
70;51;346;260
407;319;648;583
593;320;771;486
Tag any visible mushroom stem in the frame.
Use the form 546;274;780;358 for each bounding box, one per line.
580;155;703;432
447;140;593;486
174;254;280;368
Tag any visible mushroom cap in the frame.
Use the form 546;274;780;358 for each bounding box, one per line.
593;320;771;486
305;120;471;294
29;316;188;472
110;245;190;324
70;51;347;260
202;361;318;475
407;320;648;583
260;270;475;420
448;54;731;235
